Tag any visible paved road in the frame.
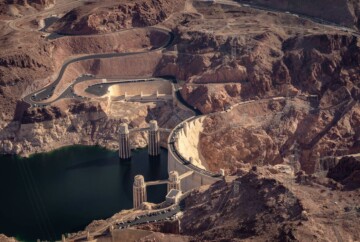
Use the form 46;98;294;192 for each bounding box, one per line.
21;0;359;108
22;26;174;107
7;0;87;33
115;205;181;230
68;205;182;241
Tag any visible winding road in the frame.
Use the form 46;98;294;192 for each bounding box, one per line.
18;0;360;108
22;26;174;106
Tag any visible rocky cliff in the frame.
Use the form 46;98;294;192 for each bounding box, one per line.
5;0;54;6
327;156;360;190
153;1;360;114
0;101;192;157
180;171;303;241
160;31;360;114
136;166;360;241
238;0;360;30
49;0;185;34
0;0;55;13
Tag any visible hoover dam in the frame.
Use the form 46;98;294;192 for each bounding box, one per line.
0;0;360;241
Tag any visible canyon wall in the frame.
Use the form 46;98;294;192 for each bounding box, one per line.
0;101;193;157
239;0;360;29
50;0;185;34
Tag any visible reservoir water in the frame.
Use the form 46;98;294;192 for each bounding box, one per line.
0;146;168;241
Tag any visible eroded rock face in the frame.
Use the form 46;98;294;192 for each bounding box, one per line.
50;0;185;34
0;101;192;157
237;0;360;30
327;156;360;190
0;41;53;121
282;34;360;95
176;167;360;241
22;106;65;124
180;171;303;241
156;9;360;175
0;234;17;242
200;126;279;171
4;0;55;9
161;32;360;114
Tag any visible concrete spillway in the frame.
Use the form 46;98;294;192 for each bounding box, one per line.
108;80;172;97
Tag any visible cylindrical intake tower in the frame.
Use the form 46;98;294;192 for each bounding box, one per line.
133;175;147;208
167;170;181;192
148;120;160;156
119;123;131;159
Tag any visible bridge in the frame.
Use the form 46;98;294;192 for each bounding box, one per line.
133;170;193;208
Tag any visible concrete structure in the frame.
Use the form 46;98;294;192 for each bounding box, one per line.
130;115;226;207
108;79;174;103
167;171;181;192
167;116;223;192
132;170;193;208
220;169;225;176
119;123;131;159
166;189;182;204
133;175;147;208
176;117;208;169
148;120;160;156
119;120;172;159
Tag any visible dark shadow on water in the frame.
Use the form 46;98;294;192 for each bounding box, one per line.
65;157;119;170
0;146;168;242
148;155;162;180
119;157;132;162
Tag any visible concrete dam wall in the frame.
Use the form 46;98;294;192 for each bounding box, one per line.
176;116;208;170
167;116;221;192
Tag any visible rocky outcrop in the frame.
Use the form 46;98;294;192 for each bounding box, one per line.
238;0;360;30
177;166;360;241
0;234;17;242
200;126;279;172
282;34;360;95
3;0;55;10
0;101;192;157
22;106;64;124
170;33;360;113
0;45;53;120
6;0;54;5
50;0;185;34
180;170;303;241
327;156;360;190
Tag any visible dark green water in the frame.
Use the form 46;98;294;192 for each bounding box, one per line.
0;145;168;242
